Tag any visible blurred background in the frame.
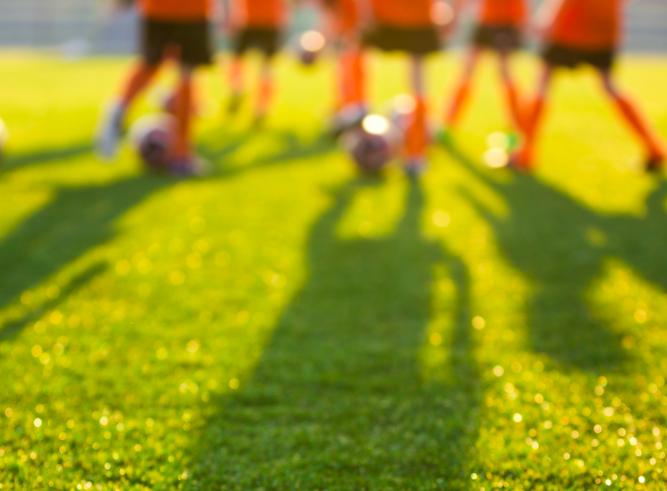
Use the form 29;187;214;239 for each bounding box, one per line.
0;0;666;55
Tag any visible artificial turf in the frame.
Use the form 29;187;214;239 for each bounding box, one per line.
1;51;667;490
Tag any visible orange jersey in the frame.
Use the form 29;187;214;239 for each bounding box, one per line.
232;0;287;28
370;0;435;28
477;0;527;26
325;0;360;34
141;0;212;21
549;0;626;50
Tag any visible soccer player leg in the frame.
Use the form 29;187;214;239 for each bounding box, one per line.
444;47;481;130
255;55;274;123
405;55;429;177
97;63;161;162
170;64;201;175
498;50;525;134
339;45;366;111
97;17;169;162
599;70;667;172
227;30;248;114
227;53;245;113
330;41;367;136
513;63;553;171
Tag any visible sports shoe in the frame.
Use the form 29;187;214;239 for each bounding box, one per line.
435;127;453;148
404;157;428;179
169;156;209;178
96;100;125;162
328;104;368;138
227;92;245;114
645;155;664;174
508;154;532;174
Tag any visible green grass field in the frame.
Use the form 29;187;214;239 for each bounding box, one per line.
1;51;667;490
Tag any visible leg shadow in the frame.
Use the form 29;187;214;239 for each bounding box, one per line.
1;143;94;174
447;146;628;372
188;180;480;488
0;261;107;343
0;175;169;338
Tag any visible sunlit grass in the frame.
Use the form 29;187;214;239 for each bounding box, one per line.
1;52;667;490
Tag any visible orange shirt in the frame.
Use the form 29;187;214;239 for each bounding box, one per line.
370;0;435;28
477;0;527;26
550;0;626;50
326;0;360;34
232;0;287;28
141;0;212;21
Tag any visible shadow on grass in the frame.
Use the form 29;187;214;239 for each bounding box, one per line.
448;145;667;372
0;176;170;332
0;262;107;343
0;129;337;342
1;143;94;173
188;181;480;489
198;127;337;177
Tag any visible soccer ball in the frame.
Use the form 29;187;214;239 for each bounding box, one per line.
128;114;177;172
296;30;326;66
341;115;402;174
0;118;8;163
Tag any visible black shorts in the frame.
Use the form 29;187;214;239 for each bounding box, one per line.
364;24;441;56
142;18;213;67
472;24;522;52
232;28;282;57
542;44;616;71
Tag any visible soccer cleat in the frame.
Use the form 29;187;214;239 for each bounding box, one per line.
328;104;368;139
645;155;664;174
508;154;533;174
96;100;125;162
169;156;209;178
404;157;428;179
227;92;245;115
435;127;453;148
506;132;522;152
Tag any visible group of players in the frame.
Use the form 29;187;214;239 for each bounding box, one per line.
96;0;667;177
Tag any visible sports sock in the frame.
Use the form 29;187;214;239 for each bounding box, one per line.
173;78;194;160
229;57;244;96
257;74;273;118
504;80;524;133
340;49;365;108
254;57;275;119
611;94;666;160
406;96;428;160
517;95;546;168
445;82;471;128
120;63;159;108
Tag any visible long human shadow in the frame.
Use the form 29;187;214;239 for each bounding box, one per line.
198;127;336;178
0;129;337;342
448;146;667;372
0;176;169;327
1;143;93;174
0;261;107;343
189;181;480;488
